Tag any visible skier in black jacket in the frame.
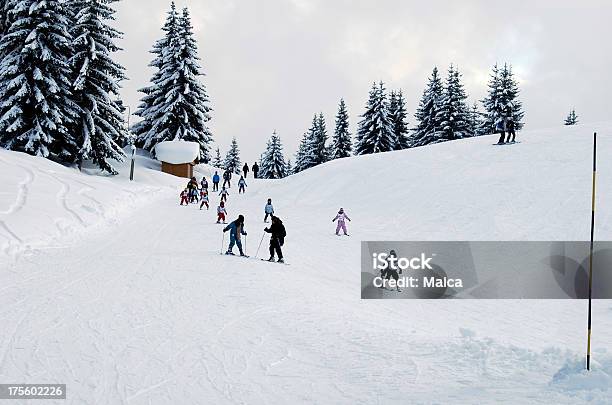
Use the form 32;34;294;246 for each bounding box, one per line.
264;216;286;263
252;162;259;179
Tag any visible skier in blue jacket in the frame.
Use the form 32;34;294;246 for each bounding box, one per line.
223;215;247;256
212;171;220;191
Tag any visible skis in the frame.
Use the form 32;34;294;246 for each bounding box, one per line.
492;141;521;146
260;258;290;266
222;252;249;258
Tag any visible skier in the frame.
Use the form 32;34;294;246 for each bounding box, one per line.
506;117;517;143
252;162;259;179
238;176;247;194
496;117;507;145
179;188;189;206
219;187;230;203
222;170;232;188
332;207;351;236
223;215;248;256
212;171;220;191
264;215;286;263
264;198;274;222
243;162;249;178
200;176;208;191
217;201;227;223
199;189;209;210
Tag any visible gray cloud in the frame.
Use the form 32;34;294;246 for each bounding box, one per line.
113;0;612;162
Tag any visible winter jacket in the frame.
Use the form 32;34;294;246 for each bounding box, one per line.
217;206;226;214
224;221;247;240
180;191;189;198
243;164;249;173
213;174;220;183
219;189;229;196
264;204;274;214
201;179;208;188
333;212;351;223
239;179;247;187
252;164;259;173
265;220;286;244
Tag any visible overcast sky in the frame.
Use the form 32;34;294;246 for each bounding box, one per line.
114;0;611;162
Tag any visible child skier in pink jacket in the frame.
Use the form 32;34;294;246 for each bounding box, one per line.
332;207;351;236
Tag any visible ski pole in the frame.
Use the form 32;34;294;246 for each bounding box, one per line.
255;232;265;259
244;235;247;255
221;231;225;255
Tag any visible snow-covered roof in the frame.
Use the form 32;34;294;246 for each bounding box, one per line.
155;141;199;164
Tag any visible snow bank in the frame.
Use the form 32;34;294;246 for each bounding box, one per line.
155;141;199;164
0;148;188;259
551;354;612;401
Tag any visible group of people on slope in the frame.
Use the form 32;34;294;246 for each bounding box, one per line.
496;116;518;145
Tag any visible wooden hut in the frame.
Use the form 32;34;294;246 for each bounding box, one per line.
155;141;200;179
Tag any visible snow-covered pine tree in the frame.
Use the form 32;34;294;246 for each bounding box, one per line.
132;2;178;149
286;158;292;175
69;0;128;174
292;132;311;173
259;131;287;179
411;67;444;147
330;98;351;159
564;109;579;126
133;4;214;162
0;0;80;161
388;90;409;150
467;102;483;136
435;65;471;142
212;146;222;168
480;63;525;134
223;137;241;174
304;112;328;166
355;81;394;155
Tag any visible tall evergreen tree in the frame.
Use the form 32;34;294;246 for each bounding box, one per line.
260;131;287;179
293;132;311;173
411;67;444;147
212;146;222;168
132;2;178;149
564;109;579;126
223;137;241;174
286;158;292;175
467;102;483;136
480;63;524;134
435;65;471;142
133;5;213;161
388;90;409;150
0;0;80;161
355;81;394;155
304;112;328;166
330;98;352;159
69;0;128;174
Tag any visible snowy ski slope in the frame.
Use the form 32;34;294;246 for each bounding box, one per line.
1;123;612;404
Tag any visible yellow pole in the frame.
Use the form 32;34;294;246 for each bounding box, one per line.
586;132;597;370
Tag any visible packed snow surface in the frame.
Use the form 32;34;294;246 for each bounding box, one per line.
1;123;612;404
154;140;199;164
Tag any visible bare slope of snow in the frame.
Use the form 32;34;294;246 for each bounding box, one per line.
1;124;612;404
